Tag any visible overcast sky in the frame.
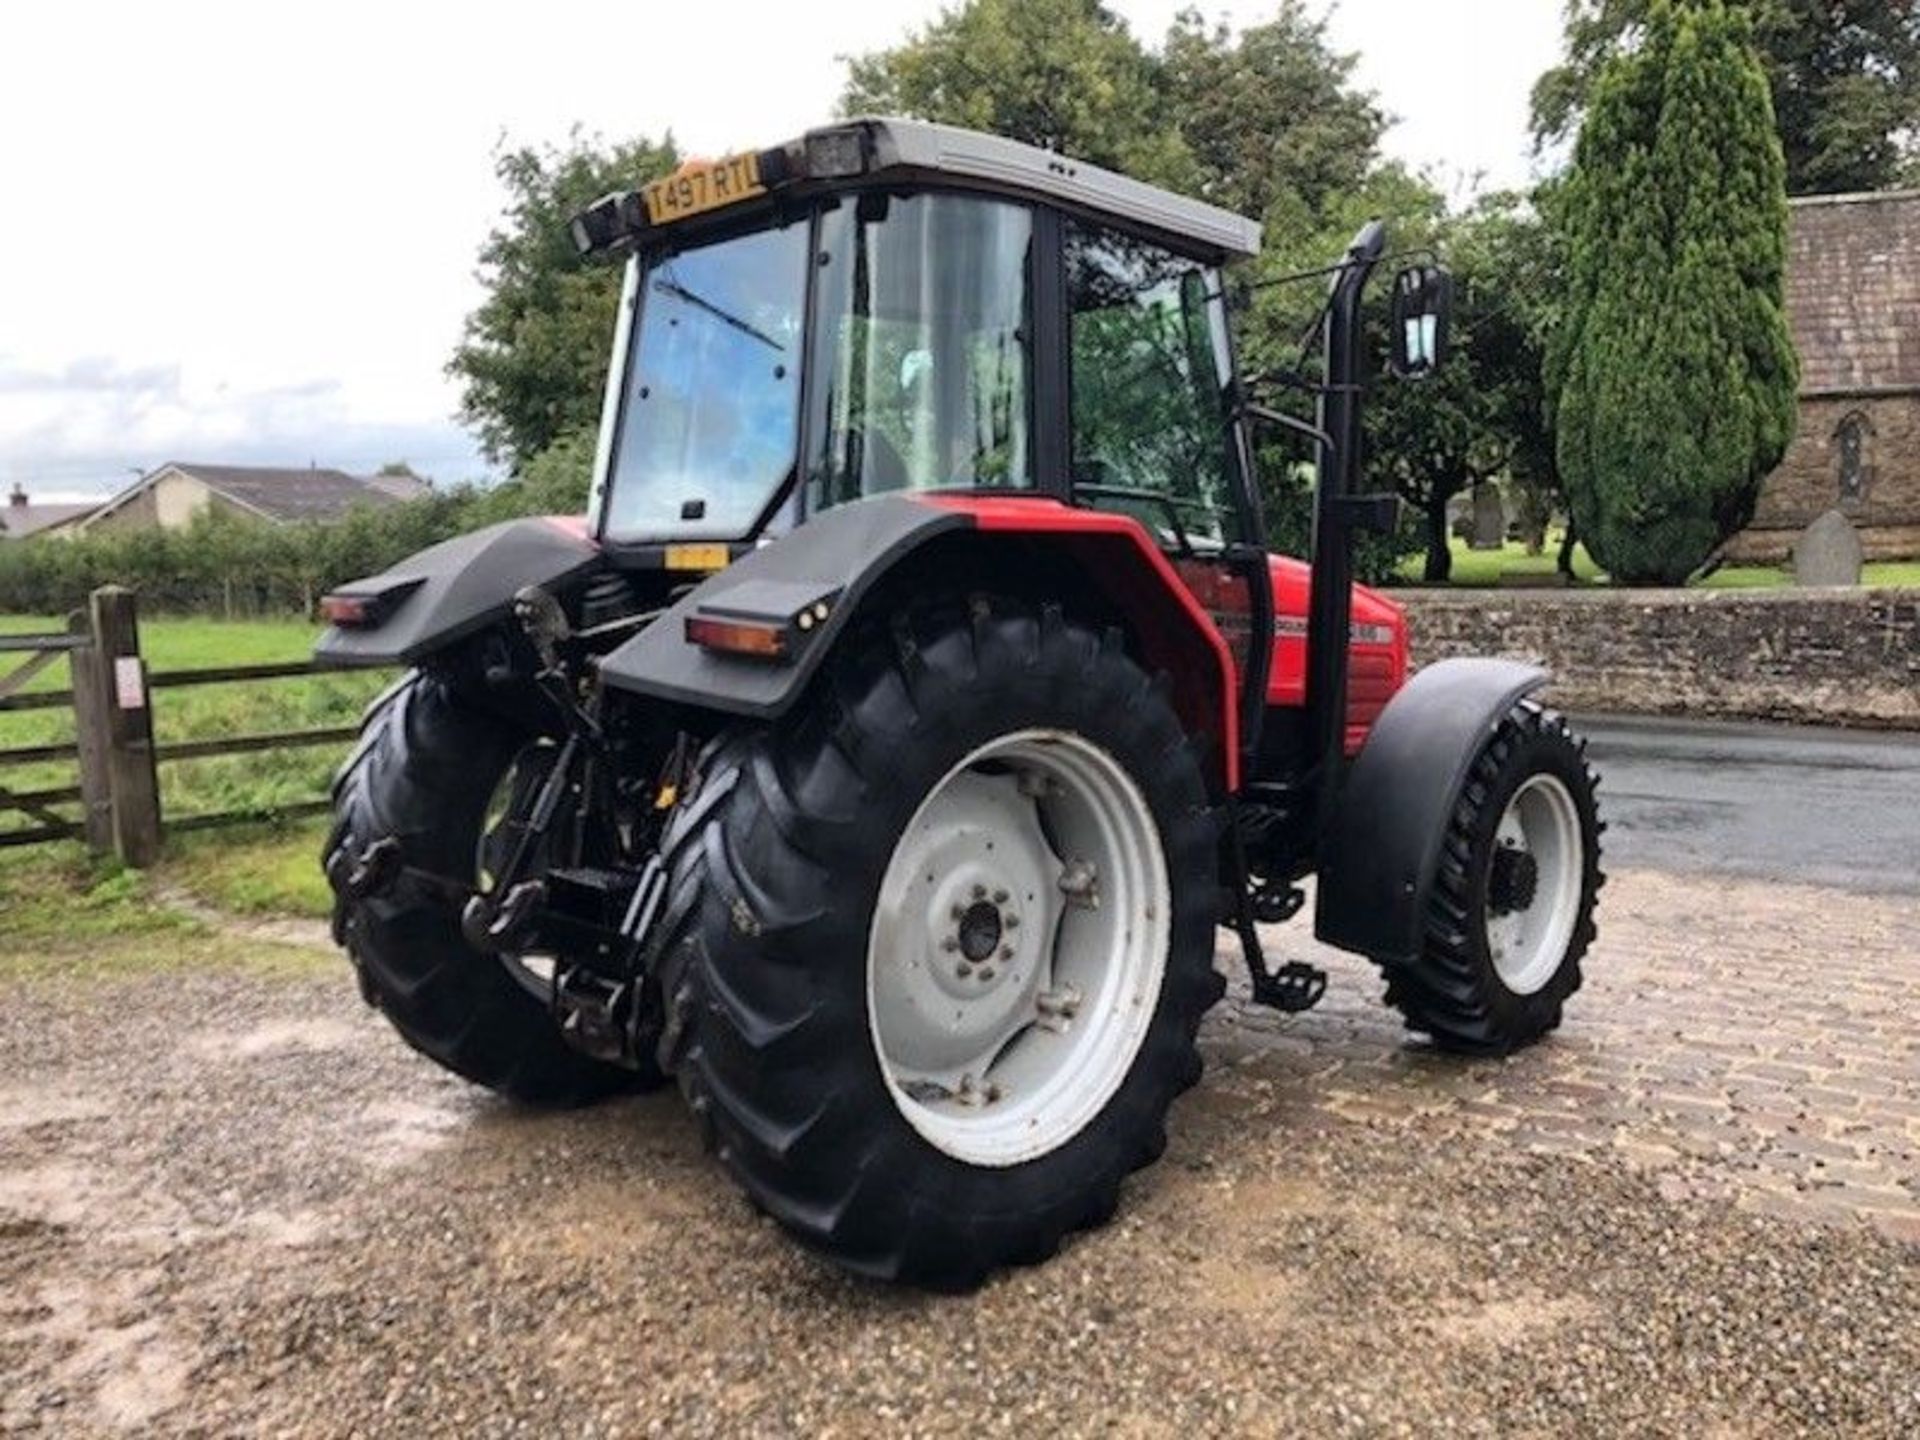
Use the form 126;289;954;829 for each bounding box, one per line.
0;0;1561;499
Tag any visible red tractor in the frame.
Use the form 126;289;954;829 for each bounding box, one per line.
319;119;1603;1288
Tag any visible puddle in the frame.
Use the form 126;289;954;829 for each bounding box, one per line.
13;1277;195;1432
91;1321;192;1430
0;1087;111;1133
238;1207;331;1249
0;1161;194;1244
358;1098;465;1167
192;1017;363;1060
1444;1292;1601;1347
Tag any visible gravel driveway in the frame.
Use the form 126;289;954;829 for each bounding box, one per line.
2;868;1916;1436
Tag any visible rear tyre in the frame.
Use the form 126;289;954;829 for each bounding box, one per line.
1381;704;1603;1054
652;598;1223;1289
327;672;657;1105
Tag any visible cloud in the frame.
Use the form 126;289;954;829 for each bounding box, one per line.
0;356;486;494
0;357;184;396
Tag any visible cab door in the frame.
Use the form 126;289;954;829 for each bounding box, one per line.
1061;220;1270;760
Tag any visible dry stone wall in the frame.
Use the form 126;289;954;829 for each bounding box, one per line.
1397;587;1920;730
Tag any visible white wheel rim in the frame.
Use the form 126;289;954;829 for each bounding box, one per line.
1485;773;1584;996
865;729;1171;1168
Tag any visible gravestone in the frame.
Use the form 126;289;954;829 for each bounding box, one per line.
1469;483;1506;551
1793;508;1864;588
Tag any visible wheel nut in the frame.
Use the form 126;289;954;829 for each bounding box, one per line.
992;889;1008;904
1004;914;1020;929
951;904;966;921
957;963;974;979
979;967;996;982
999;944;1014;960
941;937;959;953
972;884;987;900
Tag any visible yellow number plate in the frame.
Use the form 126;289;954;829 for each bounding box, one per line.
641;154;766;226
665;543;730;572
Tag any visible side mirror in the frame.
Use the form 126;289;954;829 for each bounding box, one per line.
1390;265;1453;379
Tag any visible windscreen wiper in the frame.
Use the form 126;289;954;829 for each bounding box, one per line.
652;274;785;353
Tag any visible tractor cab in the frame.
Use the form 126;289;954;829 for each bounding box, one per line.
575;119;1258;562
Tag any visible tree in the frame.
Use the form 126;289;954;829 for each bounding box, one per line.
1550;0;1799;586
1533;0;1920;195
1359;194;1562;583
1161;4;1384;222
1235;165;1445;583
843;0;1422;580
841;0;1192;187
450;132;678;469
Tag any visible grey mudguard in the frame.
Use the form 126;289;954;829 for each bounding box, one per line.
314;518;602;668
1315;657;1549;964
598;494;970;718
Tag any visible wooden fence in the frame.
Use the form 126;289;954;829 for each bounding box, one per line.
0;586;368;867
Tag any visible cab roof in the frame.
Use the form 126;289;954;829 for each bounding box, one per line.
840;117;1263;261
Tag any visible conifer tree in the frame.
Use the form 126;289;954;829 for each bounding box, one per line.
1552;0;1800;585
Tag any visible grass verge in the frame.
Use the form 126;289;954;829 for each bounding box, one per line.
1395;539;1920;590
0;835;336;984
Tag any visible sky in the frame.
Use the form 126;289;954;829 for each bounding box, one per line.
0;0;1562;500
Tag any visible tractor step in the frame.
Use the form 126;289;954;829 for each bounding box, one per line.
1249;960;1329;1014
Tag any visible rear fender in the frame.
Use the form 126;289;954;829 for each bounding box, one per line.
1314;658;1548;963
314;517;603;668
598;494;1240;790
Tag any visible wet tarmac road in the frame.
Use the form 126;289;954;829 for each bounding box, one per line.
1580;715;1920;896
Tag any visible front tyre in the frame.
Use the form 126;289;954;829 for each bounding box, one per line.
1381;705;1604;1054
653;599;1223;1288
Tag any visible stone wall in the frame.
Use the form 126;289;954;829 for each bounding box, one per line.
1398;587;1920;730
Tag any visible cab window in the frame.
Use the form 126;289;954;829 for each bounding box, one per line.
806;194;1034;512
1065;223;1239;547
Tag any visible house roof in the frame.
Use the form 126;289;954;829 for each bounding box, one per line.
170;463;404;522
1787;190;1920;395
362;470;431;501
86;462;408;529
0;498;95;540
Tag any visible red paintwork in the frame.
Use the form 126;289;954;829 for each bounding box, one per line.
909;494;1411;777
543;514;596;544
918;494;1243;789
1172;552;1407;756
1265;555;1409;756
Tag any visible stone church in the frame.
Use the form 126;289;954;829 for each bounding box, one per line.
1729;190;1920;563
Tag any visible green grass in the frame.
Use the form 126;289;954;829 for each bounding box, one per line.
1397;539;1604;587
1397;539;1920;590
0;615;387;842
0;841;332;982
163;819;334;920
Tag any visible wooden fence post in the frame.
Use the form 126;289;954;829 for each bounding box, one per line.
88;586;162;867
67;608;112;854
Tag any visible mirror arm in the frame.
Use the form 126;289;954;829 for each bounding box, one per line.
1240;400;1338;457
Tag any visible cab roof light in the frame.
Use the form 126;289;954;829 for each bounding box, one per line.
569;191;627;257
801;127;869;180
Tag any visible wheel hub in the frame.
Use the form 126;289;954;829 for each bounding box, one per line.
956;899;1006;964
1488;844;1540;915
